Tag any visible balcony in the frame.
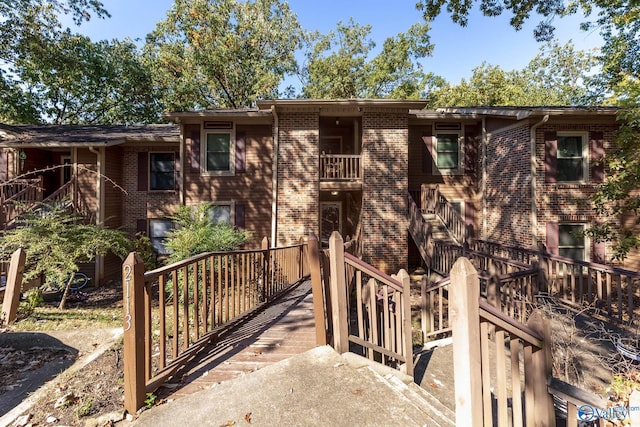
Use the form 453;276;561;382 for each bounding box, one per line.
319;154;362;190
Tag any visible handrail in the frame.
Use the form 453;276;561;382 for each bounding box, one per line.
479;300;543;347
344;252;404;293
407;192;433;266
122;239;309;413
319;154;362;181
421;184;466;244
42;175;75;203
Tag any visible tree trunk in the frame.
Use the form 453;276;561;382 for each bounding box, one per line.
58;274;74;310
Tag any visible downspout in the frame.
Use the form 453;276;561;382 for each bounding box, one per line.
270;106;279;246
89;146;104;284
481;118;487;240
530;115;549;249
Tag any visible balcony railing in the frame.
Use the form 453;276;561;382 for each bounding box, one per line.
319;154;361;181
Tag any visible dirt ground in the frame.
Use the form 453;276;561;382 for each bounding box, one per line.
2;282;126;427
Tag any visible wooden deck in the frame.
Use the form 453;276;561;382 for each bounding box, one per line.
157;280;317;400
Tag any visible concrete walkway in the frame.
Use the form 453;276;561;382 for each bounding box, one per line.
157;280;318;400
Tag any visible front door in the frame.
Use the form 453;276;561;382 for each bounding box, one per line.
320;202;342;246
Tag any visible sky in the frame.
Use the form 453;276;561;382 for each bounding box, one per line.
68;0;603;86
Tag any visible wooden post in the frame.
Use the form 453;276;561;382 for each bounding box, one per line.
420;275;428;344
122;252;146;415
1;248;26;324
298;236;305;279
262;237;270;302
329;231;349;353
397;269;414;377
449;257;483;426
307;234;327;346
526;309;556;427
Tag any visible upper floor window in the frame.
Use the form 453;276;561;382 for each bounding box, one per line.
149;152;175;191
559;224;586;261
435;132;462;174
557;132;588;182
204;131;234;174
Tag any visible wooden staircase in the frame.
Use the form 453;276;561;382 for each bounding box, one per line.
0;176;87;229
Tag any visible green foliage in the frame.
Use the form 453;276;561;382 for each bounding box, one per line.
164;203;252;264
0;203;130;288
132;232;159;270
301;19;433;99
426;40;596;107
7;27;159;124
18;288;43;318
586;107;640;261
144;392;157;408
73;396;94;418
0;0;123;124
144;0;303;110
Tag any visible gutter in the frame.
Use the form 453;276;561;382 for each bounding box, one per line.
270;106;279;246
530;115;549;249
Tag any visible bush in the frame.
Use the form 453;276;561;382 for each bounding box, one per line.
164;203;252;264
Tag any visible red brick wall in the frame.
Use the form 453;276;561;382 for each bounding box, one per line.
183;124;274;247
121;144;180;235
361;109;408;274
535;122;619;261
276;111;319;245
484;124;533;247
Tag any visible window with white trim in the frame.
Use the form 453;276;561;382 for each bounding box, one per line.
149;219;175;255
204;130;234;174
557;132;588;182
434;131;462;174
559;224;586;261
149;152;175;191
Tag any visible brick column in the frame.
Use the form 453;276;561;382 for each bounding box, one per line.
361;109;408;274
276;110;319;245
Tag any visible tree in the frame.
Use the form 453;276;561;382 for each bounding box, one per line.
11;29;160;124
164;203;252;264
301;20;434;99
426;40;596;107
416;0;639;90
0;0;110;123
144;0;303;110
418;0;640;262
0;204;130;309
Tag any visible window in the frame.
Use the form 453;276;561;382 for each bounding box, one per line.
557;133;587;182
149;153;175;190
435;132;462;173
205;132;233;173
208;203;233;225
149;219;174;255
559;224;586;261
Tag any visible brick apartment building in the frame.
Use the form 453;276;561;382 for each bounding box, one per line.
0;100;627;282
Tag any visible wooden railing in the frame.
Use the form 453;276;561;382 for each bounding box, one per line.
407;192;433;265
450;257;556;426
319;154;361;181
0;177;43;226
421;262;539;341
471;239;640;324
311;231;413;376
421;184;466;244
122;238;309;413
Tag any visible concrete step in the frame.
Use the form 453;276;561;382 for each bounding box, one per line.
342;351;455;426
135;345;456;426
